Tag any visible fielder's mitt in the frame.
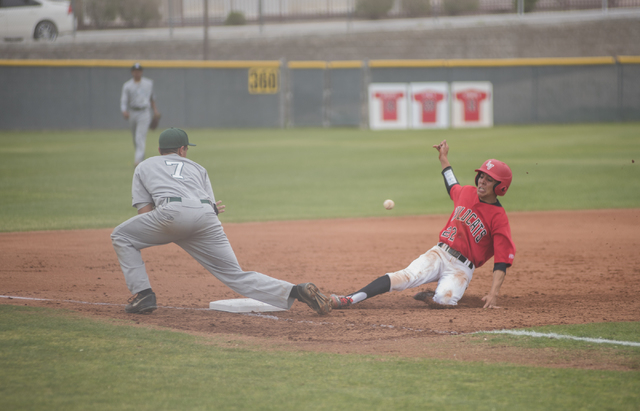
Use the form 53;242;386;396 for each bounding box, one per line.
150;113;161;130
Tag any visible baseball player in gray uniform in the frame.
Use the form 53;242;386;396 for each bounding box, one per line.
111;128;332;315
120;63;160;166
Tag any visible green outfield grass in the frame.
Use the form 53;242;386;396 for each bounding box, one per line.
1;305;638;411
0;123;638;232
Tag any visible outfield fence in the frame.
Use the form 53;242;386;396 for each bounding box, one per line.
0;56;638;130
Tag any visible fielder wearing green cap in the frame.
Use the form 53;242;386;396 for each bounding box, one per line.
158;127;196;150
111;127;331;316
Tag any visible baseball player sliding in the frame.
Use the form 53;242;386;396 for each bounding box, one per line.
111;128;332;315
331;140;515;310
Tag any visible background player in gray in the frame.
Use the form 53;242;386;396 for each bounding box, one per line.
120;63;160;166
111;128;332;315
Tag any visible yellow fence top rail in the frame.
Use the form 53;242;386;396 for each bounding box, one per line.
1;56;638;68
369;57;618;67
288;61;327;69
328;60;364;69
0;59;281;68
617;56;640;64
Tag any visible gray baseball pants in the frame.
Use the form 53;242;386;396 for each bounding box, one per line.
111;198;296;309
129;108;151;165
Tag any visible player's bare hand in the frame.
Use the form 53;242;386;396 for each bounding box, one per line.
481;294;501;309
122;111;130;120
433;140;449;160
433;140;448;153
216;200;226;214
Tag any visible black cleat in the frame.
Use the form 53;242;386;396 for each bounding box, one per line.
125;292;157;314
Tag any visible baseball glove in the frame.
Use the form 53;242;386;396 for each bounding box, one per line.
150;113;161;130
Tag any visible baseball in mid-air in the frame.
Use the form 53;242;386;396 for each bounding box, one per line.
383;199;395;210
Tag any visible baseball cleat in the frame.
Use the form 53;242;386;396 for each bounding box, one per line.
413;290;435;303
125;292;157;314
296;283;331;315
330;294;353;309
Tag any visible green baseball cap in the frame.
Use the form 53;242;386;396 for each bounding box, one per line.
158;128;196;149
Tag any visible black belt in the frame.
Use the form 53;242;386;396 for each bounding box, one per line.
167;197;218;215
130;106;148;111
438;242;474;269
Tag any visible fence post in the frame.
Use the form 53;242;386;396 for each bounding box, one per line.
517;0;524;15
361;59;370;129
323;66;330;127
280;60;291;128
602;0;608;14
616;57;623;122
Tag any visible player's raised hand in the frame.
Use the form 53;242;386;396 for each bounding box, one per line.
433;140;449;155
216;200;226;214
433;140;451;169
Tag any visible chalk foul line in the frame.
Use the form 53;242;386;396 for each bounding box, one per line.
0;295;209;310
479;329;640;347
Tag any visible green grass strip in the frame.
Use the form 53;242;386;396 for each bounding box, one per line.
1;305;639;411
0;123;639;232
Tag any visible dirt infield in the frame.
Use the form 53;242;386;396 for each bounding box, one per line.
2;209;639;369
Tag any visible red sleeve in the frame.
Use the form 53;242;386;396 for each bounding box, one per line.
449;183;462;201
491;215;516;267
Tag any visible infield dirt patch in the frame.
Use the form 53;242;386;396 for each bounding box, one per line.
2;209;639;369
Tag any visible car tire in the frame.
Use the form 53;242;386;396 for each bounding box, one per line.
34;20;58;41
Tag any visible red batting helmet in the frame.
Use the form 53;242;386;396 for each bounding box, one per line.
475;159;512;196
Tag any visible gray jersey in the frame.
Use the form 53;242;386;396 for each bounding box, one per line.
132;154;215;209
121;77;155;112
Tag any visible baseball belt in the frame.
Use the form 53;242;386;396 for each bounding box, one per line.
437;242;474;270
167;197;218;215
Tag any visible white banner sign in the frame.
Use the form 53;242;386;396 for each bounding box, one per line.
451;82;493;128
409;82;450;129
368;83;409;130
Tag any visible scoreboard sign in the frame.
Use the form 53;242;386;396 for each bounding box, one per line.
248;67;279;94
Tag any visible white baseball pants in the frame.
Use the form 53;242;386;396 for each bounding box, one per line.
387;245;474;305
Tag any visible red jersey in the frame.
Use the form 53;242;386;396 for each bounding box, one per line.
413;91;444;124
455;89;488;122
374;92;404;121
438;185;515;269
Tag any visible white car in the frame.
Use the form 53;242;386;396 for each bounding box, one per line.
0;0;74;41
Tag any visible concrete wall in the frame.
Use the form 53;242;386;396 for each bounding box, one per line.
0;57;638;130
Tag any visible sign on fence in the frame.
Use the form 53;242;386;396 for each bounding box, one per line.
409;82;450;129
370;82;493;129
368;83;409;130
451;82;493;128
248;67;279;94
